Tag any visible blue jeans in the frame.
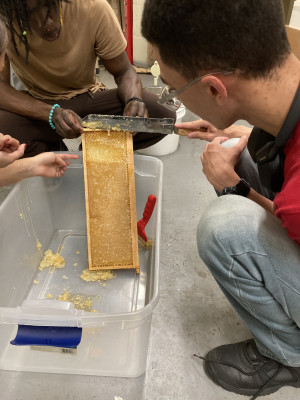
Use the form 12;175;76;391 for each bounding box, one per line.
197;141;300;367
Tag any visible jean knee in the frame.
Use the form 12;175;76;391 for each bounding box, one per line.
197;195;260;263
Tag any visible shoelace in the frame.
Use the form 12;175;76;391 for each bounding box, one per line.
194;354;285;400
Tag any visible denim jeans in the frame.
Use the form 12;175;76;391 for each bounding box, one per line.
197;139;300;367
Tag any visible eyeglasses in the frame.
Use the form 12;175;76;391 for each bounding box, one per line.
158;69;235;110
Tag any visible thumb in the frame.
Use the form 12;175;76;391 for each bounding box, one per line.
235;135;248;152
8;143;26;161
15;143;27;158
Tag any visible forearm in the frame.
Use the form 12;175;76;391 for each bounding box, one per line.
114;66;143;103
0;158;36;186
0;79;52;121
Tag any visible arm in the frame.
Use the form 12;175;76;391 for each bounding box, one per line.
201;136;274;213
176;119;252;142
0;56;83;139
0;55;52;120
0;153;79;186
102;51;148;117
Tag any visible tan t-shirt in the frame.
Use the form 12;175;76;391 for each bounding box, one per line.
7;0;127;99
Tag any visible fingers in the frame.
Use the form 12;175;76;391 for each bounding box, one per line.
123;101;148;118
8;143;26;160
175;119;211;130
210;136;230;144
54;154;78;167
187;130;213;140
56;153;79;161
237;135;249;149
16;143;27;158
54;155;68;168
54;154;79;169
0;135;20;152
53;108;83;139
61;111;83;138
1;143;26;166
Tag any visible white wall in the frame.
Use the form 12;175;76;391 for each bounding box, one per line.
290;0;300;28
133;1;300;66
133;0;148;66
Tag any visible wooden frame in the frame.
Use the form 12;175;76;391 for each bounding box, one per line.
82;130;139;273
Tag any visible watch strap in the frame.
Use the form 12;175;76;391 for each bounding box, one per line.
221;178;250;197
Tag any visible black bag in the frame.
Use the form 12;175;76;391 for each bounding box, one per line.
247;87;300;193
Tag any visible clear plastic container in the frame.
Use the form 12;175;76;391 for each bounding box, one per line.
0;153;162;377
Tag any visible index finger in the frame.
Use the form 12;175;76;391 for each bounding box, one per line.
57;153;79;160
175;120;210;130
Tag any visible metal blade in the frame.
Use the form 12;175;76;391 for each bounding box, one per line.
82;114;175;135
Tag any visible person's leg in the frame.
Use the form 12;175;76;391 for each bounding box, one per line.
196;195;300;395
198;195;300;365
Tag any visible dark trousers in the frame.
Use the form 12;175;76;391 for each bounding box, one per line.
0;88;175;157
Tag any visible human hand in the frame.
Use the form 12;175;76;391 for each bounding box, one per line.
52;108;84;139
0;134;26;168
176;119;226;142
30;153;79;178
201;136;248;192
123;100;148;118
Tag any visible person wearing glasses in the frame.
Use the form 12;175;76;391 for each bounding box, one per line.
142;0;300;398
0;0;175;158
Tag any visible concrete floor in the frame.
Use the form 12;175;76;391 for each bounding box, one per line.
0;71;299;400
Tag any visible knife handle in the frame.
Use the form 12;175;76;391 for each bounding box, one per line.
175;128;192;136
175;127;208;136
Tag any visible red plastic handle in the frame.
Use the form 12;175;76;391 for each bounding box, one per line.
140;195;157;228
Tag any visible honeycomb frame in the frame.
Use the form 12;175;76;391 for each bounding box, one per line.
82;129;139;273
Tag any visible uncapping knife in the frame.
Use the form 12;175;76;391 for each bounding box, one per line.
82;114;193;136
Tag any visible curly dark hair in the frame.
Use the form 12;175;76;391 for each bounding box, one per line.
0;0;70;61
142;0;291;80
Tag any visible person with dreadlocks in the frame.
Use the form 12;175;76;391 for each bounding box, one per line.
0;17;78;184
0;0;174;157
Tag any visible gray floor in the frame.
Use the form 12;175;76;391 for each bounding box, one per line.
0;72;299;400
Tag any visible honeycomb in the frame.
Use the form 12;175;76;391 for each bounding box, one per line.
82;130;139;273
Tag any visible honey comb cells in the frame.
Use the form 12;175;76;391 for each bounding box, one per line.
82;130;139;273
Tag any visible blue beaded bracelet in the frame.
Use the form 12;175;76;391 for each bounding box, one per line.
49;104;60;130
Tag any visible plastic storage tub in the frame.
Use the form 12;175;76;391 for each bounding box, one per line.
137;103;186;156
0;153;162;377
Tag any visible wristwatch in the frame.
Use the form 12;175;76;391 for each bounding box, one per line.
221;178;251;197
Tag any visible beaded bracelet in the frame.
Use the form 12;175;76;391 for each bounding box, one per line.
124;96;144;107
49;104;60;129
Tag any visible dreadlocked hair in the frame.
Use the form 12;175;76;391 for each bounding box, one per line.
0;0;70;62
0;18;7;54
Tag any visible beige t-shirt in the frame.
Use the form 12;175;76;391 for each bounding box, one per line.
7;0;127;99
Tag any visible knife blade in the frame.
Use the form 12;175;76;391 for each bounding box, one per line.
82;114;191;136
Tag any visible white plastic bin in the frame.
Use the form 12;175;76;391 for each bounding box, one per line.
137;104;186;156
0;153;162;377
